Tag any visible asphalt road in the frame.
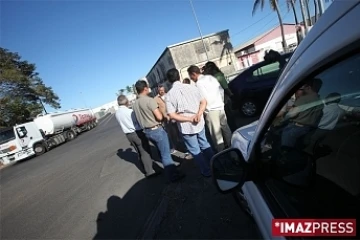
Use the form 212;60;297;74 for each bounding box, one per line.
0;112;260;239
0;114;166;239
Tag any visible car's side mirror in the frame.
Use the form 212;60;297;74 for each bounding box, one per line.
211;148;248;193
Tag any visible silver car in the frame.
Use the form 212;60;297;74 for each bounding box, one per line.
211;1;360;239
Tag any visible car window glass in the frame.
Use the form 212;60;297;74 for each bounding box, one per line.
16;126;27;137
258;52;360;218
252;62;280;79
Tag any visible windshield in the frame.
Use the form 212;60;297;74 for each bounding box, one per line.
0;128;16;145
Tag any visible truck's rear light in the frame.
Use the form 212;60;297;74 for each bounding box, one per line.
9;145;17;151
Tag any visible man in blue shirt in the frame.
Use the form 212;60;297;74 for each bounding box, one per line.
115;95;157;177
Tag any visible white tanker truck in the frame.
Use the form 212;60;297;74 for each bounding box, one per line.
0;108;97;165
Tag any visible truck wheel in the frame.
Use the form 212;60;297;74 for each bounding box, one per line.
34;143;46;156
86;124;92;131
66;130;76;141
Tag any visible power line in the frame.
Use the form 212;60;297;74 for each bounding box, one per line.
235;9;292;47
231;2;287;38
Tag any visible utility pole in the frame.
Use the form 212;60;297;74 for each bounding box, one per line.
189;0;209;61
39;99;48;114
300;0;309;35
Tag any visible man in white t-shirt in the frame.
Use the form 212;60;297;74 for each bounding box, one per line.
187;65;232;152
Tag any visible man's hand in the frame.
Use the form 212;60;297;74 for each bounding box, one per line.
286;106;293;111
193;113;203;123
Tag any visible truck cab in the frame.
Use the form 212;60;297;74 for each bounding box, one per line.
0;122;45;165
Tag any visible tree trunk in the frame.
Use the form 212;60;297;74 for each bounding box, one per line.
290;0;302;44
274;0;287;52
299;0;309;35
290;0;299;24
314;0;318;23
305;0;312;26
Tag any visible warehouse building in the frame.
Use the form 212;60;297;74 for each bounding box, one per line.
146;29;240;94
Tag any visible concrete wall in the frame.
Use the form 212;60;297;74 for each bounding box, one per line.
170;30;238;79
146;30;239;93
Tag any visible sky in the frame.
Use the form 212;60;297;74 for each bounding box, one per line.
1;0;330;112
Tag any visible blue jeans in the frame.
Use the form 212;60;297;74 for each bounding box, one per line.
281;123;311;148
182;128;213;176
143;127;175;167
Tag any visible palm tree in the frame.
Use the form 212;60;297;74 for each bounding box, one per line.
305;0;312;25
116;89;125;96
211;34;235;70
313;0;318;22
252;0;288;52
287;0;299;24
126;85;132;94
287;0;303;43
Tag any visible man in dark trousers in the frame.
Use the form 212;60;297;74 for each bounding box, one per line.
115;95;158;178
132;80;184;183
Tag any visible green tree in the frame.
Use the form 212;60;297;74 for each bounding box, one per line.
253;0;288;52
117;89;125;96
125;85;132;94
0;48;61;126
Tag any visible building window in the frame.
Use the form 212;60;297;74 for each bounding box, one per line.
194;41;210;54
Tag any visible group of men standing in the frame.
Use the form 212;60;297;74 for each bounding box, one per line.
115;63;234;183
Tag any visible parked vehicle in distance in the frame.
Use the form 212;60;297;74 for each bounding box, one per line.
0;108;97;165
211;1;360;239
229;52;293;117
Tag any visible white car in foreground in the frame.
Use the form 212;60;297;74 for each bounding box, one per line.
211;1;360;239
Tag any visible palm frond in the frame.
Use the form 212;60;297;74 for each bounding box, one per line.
252;0;264;16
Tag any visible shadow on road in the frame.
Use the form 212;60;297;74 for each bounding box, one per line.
93;177;165;239
117;148;164;174
117;148;143;172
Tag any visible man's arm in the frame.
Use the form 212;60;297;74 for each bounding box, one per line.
197;98;207;117
153;109;164;122
284;106;300;119
168;112;193;122
194;85;207;122
165;95;193;122
148;98;163;122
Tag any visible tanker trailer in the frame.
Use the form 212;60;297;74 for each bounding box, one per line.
34;108;97;143
0;109;97;165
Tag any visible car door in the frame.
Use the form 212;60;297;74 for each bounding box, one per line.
238;2;360;238
245;51;360;240
15;126;31;148
247;61;281;104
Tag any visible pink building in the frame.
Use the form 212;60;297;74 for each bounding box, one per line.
234;24;298;69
